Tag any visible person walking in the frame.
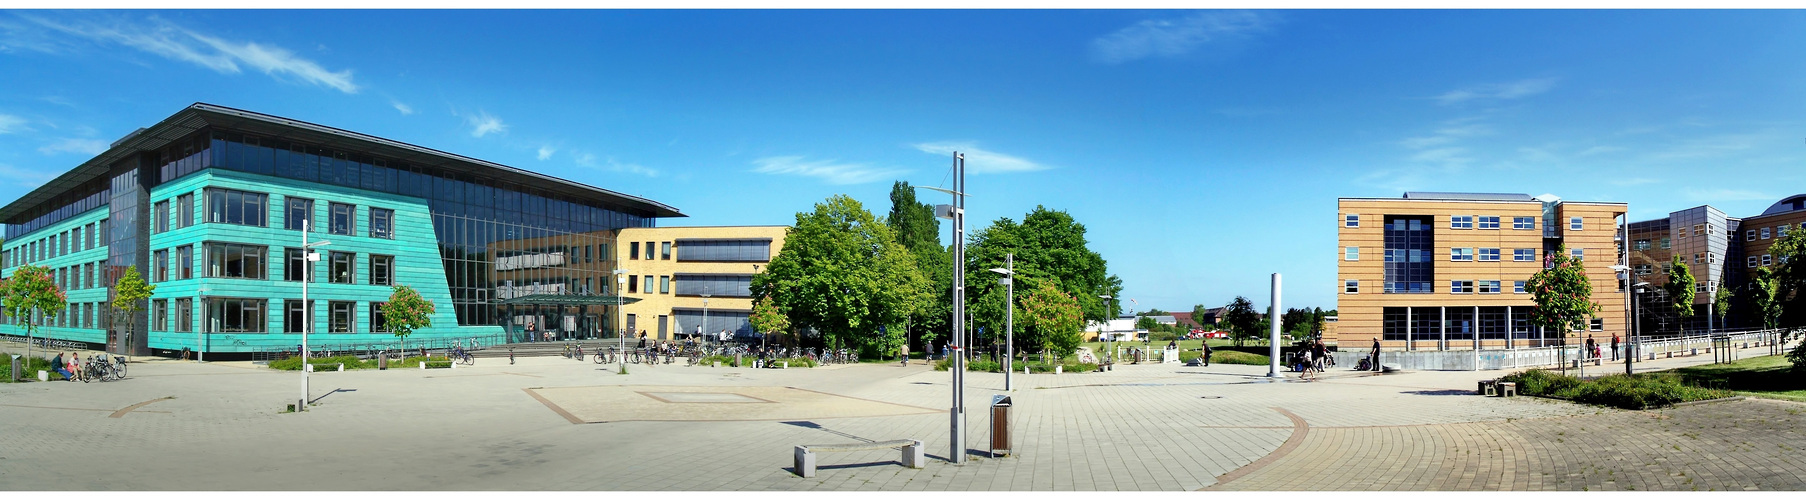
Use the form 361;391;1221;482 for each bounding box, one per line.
900;343;910;366
1370;337;1382;372
1586;335;1598;363
1299;348;1316;381
1313;339;1328;372
1201;342;1213;367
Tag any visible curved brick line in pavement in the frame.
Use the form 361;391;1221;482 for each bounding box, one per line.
1202;407;1309;490
107;396;173;418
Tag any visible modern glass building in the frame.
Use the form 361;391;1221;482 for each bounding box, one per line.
1;103;682;357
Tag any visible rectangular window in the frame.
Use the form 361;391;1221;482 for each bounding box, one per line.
1763;254;1773;266
329;202;355;235
661;242;672;260
153;249;168;282
178;245;193;279
1782;226;1792;237
1345;214;1359;228
1345;246;1359;261
1636;264;1652;275
370;208;394;239
1633;239;1650;251
1479;280;1500;294
206;298;266;333
329;251;355;284
1660;237;1671;249
1693;224;1703;236
1512;217;1535;230
285;248;307;281
154;200;169;234
583;244;593;263
175;298;192;333
284;300;315;333
1514;248;1535;262
643;275;654;294
1451;248;1474;261
1748;229;1758;241
370;255;393;286
1570;217;1583;231
1450;215;1474;229
1571;248;1584;261
205;188;268;227
659;275;671;294
1478;248;1500;261
1590;318;1604;331
205;242;268;280
1478;216;1500;229
1761;227;1771;239
329;301;355;333
1451;280;1474;294
629;242;639;260
1514;281;1526;294
1750;256;1760;268
371;303;389;332
1345;279;1358;294
286;197;314;231
1693;253;1702;264
644;242;655;260
153;299;168;332
177;194;193;229
628;275;638;293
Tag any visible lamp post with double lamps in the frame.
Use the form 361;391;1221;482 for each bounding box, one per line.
988;254;1014;391
299;220;331;412
916;152;967;464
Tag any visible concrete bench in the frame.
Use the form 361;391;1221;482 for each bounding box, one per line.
1498;382;1517;397
794;439;924;478
1478;379;1497;396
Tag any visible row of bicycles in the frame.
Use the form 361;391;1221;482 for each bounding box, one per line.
79;355;129;382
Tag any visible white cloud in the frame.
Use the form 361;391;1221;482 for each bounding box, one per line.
537;146;556;161
1645;132;1763;162
750;156;905;185
466;112;506;138
1090;11;1273;64
911;142;1049;174
576;153;658;178
391;101;414;115
0;163;56;187
38;138;107;156
0;113;26;134
1434;78;1558;105
17;13;357;93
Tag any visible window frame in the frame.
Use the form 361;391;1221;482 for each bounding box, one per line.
1478;248;1500;262
1512;217;1535;230
1345;246;1359;261
1450;247;1474;262
329;300;356;333
1450;215;1474;229
1477;216;1500;230
286;197;314;231
1345;279;1359;294
1345;214;1359;228
1513;248;1535;262
1514;281;1526;294
369;207;394;240
329;202;356;236
329;251;356;284
1570;217;1583;231
1761;227;1771;239
1450;280;1475;294
1571;248;1584;261
370;255;394;286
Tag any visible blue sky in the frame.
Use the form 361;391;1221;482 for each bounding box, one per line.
4;10;1806;314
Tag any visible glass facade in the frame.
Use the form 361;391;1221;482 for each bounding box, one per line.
1383;216;1434;293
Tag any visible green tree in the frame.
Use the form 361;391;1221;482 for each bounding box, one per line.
749;293;791;342
1664;255;1697;321
1759;229;1806;369
964;206;1123;346
1135;316;1159;331
1;265;67;363
1192;304;1212;328
383;285;435;348
751;195;929;353
1222;296;1260;347
886;181;949;350
1528;245;1601;373
1019;279;1084;358
110;265;155;354
1712;279;1734;326
1752;267;1783;330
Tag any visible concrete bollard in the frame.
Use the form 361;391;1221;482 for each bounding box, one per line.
1055;365;1062;375
781;361;788;369
337;364;344;372
713;361;721;368
420;362;426;369
39;370;49;382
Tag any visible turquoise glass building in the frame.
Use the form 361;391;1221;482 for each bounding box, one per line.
1;103;682;358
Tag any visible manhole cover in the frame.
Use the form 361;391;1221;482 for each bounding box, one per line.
640;392;769;403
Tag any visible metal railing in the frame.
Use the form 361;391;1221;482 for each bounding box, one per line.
1328;328;1791;372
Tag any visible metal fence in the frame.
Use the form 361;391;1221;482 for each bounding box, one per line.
249;333;511;364
1329;329;1789;372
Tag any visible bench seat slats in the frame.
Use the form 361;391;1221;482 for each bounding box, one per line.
800;440;916;453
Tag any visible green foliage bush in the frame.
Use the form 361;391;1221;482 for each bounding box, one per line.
3;352;60;382
932;358;1097;373
1500;369;1733;410
1210;351;1271;365
268;355;371;371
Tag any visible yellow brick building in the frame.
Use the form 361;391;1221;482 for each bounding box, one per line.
612;226;789;341
1334;192;1627;351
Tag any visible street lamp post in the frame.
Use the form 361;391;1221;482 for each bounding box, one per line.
701;284;710;348
299;220;331;412
1099;295;1114;366
614;269;629;372
989;254;1014;391
917;152;966;464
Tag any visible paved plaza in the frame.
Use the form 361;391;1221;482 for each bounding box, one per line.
3;340;1804;491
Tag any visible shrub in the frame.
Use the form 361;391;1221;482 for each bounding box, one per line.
1500;369;1733;410
2;352;60;382
268;355;371;371
1211;351;1270;365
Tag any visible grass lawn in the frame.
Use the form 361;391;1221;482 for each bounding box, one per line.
1671;355;1806;402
